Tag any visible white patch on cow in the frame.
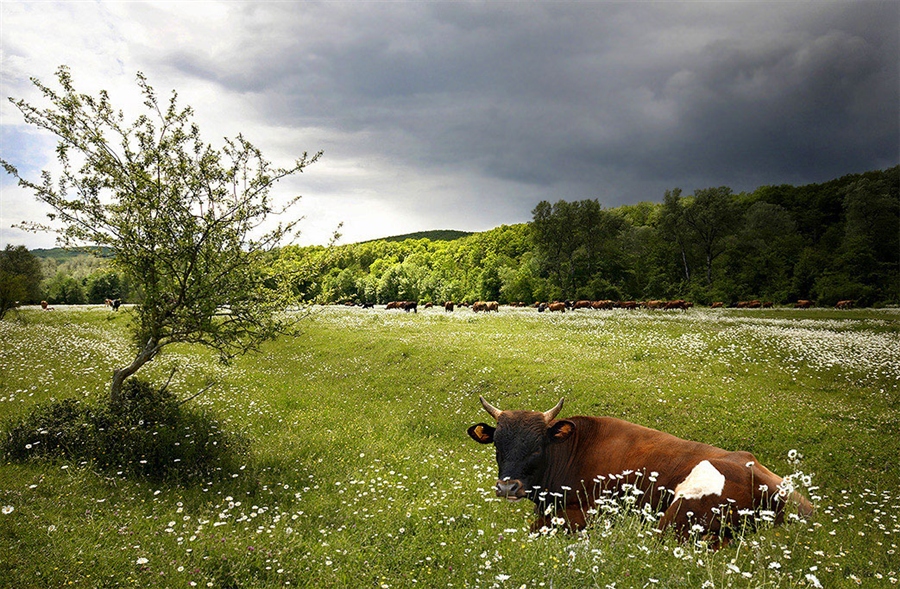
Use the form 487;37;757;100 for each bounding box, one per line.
674;460;726;500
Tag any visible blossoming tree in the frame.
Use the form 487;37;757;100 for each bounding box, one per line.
2;66;322;403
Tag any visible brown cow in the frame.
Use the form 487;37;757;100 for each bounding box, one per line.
710;302;724;308
573;300;593;310
472;301;487;312
548;302;566;313
835;300;855;309
592;300;614;310
663;299;691;311
468;397;813;547
444;301;455;312
795;300;813;309
386;301;417;312
486;301;500;312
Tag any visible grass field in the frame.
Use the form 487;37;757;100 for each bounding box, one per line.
1;305;898;588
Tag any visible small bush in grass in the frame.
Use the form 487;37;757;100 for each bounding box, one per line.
2;378;248;481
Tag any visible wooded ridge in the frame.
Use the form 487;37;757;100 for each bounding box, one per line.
15;166;900;308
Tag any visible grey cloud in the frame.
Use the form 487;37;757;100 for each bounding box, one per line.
4;1;896;249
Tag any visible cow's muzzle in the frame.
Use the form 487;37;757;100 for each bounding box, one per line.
496;479;526;501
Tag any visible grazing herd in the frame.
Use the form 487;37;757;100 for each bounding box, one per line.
29;297;856;313
384;300;418;313
341;298;860;312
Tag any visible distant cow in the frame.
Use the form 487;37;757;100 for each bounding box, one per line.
486;301;499;312
663;299;691;311
385;301;416;312
710;302;724;308
444;301;455;312
592;300;614;310
573;300;593;310
468;397;814;547
548;302;566;313
472;301;487;312
795;300;813;309
835;300;855;310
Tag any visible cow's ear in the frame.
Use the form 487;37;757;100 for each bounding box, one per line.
547;419;575;443
468;423;495;444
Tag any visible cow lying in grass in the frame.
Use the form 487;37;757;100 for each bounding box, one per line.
468;396;814;548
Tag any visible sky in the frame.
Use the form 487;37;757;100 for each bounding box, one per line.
1;1;897;250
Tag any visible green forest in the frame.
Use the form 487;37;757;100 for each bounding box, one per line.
4;166;898;309
279;166;899;307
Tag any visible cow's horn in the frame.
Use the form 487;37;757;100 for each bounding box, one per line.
479;396;503;420
543;398;565;422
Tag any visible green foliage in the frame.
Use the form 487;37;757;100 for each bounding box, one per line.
371;229;473;243
2;378;247;481
0;245;43;318
85;269;126;304
19;166;898;309
2;66;320;402
273;167;898;308
43;271;87;305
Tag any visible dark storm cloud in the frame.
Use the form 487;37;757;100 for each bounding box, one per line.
152;2;897;210
4;1;896;250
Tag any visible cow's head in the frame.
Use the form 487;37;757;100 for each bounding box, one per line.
468;396;575;501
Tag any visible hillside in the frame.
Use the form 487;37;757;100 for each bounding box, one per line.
30;246;115;261
360;229;473;244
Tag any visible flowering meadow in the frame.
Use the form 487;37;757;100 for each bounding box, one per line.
1;304;898;588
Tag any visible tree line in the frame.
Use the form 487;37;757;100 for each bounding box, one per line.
3;166;897;314
280;166;899;307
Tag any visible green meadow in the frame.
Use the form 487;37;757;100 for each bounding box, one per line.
1;305;898;588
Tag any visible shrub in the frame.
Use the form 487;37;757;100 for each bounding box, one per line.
2;378;248;482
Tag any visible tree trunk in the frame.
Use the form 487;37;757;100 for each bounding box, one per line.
109;338;160;404
680;246;691;282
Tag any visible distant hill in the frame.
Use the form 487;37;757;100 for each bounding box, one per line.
32;233;474;256
31;247;115;260
362;230;473;244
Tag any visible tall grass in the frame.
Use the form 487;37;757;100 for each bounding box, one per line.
1;305;898;588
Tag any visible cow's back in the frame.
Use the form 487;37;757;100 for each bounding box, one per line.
544;416;737;500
